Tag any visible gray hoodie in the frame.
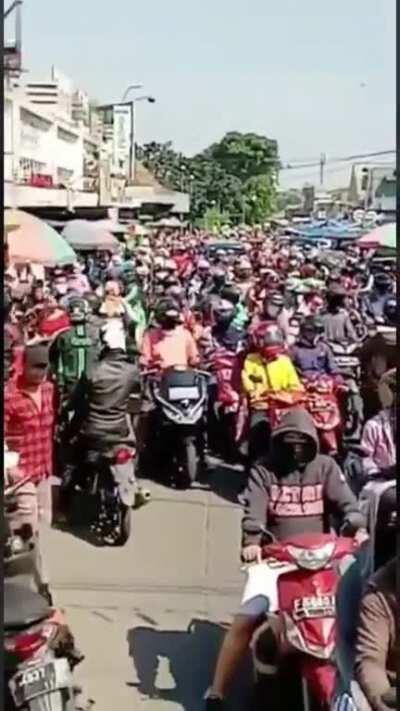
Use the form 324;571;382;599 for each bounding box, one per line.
242;408;366;545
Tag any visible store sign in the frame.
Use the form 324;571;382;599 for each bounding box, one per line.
29;174;54;188
112;104;131;175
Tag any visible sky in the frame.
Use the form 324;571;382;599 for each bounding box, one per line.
11;0;396;189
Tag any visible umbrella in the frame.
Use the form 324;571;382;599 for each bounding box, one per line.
4;209;76;266
62;220;120;252
357;223;396;249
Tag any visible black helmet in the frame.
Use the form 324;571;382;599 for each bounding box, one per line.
300;315;325;339
383;296;397;326
214;299;235;327
84;292;101;315
155;298;180;327
220;286;241;306
374;272;392;292
68;297;89;323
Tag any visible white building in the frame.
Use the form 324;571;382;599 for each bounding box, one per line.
4;67;99;208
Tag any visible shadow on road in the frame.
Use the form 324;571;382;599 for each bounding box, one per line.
206;462;247;505
127;618;252;710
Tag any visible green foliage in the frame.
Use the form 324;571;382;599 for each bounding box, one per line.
136;131;279;225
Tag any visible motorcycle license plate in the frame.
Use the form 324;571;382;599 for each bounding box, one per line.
168;386;199;401
336;357;359;368
10;658;70;706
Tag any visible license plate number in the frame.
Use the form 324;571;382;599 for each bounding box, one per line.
11;662;57;705
168;386;199;401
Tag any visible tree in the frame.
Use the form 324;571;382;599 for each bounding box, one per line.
137;131;280;225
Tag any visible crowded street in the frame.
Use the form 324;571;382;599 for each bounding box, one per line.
3;2;396;711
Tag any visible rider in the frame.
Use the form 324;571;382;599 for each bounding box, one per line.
252;292;291;343
140;298;200;371
49;296;102;401
362;272;394;325
241;324;303;462
320;284;358;344
205;408;367;708
290;315;340;380
360;369;396;481
210;299;245;353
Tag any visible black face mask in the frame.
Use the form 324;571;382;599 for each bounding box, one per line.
278;439;315;470
161;316;179;330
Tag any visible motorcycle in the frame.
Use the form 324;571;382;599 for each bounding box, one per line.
303;375;342;455
328;342;363;443
250;530;358;711
205;346;240;460
73;442;137;546
145;366;209;488
4;483;91;710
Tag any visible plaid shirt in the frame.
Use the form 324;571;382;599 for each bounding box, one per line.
4;378;55;482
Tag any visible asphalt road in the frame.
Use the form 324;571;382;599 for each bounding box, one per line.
42;461;253;710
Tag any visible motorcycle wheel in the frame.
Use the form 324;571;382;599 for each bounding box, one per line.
175;437;198;489
113;503;132;547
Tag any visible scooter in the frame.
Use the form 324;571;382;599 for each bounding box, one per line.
249;530;358;711
4;484;91;710
75;442;137;546
303;375;342;455
205;346;240;460
145;366;209;488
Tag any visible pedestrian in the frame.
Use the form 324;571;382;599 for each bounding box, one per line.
4;343;56;604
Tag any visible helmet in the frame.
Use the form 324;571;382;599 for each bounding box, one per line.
220;286;241;306
257;323;285;361
263;292;284;319
374;272;392;292
383;296;397;326
83;292;101;315
155;298;180;327
300;315;325;343
68;297;89;323
214;299;235;327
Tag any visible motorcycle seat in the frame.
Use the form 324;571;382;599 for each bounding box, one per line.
4;581;51;631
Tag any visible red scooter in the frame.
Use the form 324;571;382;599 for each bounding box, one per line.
251;532;358;710
303;375;342;455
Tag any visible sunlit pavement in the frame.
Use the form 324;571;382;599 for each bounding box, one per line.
42;461;252;710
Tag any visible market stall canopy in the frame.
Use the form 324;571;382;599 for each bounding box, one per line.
357;222;396;250
287;219;363;240
4;209;76;266
62;220;120;252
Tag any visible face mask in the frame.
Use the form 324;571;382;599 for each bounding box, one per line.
279;439;313;469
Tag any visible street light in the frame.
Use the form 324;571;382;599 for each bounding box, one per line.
127;95;156;184
121;84;143;102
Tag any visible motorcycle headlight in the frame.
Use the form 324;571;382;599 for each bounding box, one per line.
286;541;335;570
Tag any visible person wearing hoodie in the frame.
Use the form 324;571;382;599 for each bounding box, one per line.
205;408;366;708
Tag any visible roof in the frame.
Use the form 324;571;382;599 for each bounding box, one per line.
133;163;168;190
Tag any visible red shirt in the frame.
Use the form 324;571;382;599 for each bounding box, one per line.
4;378;56;482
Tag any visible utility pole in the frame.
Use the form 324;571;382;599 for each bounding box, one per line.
319;152;326;186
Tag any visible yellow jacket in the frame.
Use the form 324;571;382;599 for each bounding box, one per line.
242;353;303;407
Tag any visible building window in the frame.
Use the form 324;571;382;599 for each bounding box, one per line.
19;157;47;182
57;167;74;185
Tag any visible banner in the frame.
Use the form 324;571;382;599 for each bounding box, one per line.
112;104;131;176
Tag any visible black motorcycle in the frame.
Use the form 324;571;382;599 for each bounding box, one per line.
68;441;137;546
145;367;209;488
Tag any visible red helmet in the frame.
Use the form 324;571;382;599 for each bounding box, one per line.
254;322;285;361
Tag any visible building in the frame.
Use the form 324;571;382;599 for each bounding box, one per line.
4;68;100;209
4;62;190;219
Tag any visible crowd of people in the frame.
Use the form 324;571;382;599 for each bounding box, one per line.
4;225;397;710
